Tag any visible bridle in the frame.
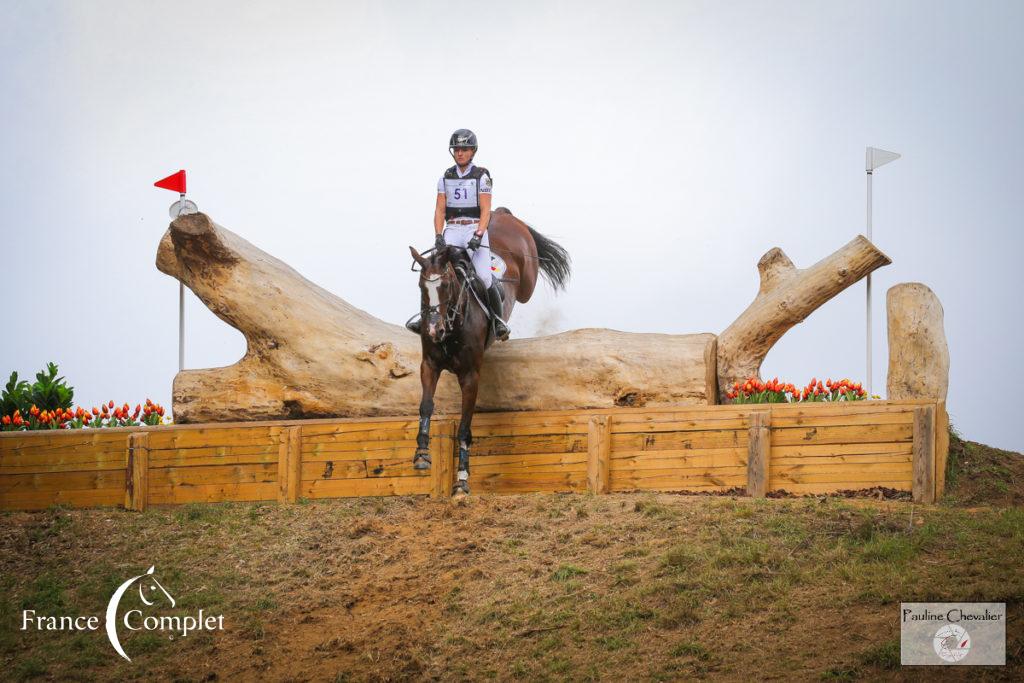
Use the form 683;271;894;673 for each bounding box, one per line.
418;250;471;342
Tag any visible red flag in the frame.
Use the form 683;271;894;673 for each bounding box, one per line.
154;170;186;193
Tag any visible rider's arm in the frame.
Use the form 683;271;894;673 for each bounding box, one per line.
434;191;446;236
476;189;492;236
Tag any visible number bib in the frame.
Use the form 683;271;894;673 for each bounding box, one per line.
444;178;478;208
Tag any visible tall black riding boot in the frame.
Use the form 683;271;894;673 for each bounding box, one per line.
486;281;511;341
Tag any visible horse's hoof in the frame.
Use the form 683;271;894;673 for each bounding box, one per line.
451;483;470;498
412;451;431;469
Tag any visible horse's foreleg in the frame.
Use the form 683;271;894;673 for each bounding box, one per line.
414;360;440;469
453;370;480;495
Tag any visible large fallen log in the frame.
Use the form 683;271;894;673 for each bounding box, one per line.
716;236;892;399
156;213;717;423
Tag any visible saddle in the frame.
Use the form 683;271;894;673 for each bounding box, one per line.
450;251;505;341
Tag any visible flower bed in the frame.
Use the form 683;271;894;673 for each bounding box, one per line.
725;376;870;404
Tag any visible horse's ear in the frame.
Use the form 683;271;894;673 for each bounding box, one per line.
409;246;427;268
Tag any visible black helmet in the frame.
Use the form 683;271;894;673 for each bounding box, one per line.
449;129;478;151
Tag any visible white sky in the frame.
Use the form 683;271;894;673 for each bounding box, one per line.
2;1;1022;451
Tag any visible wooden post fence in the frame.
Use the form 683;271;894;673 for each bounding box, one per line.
587;415;611;494
746;410;770;498
431;419;457;499
912;405;936;504
278;425;302;503
125;432;149;511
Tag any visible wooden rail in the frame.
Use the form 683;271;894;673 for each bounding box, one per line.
0;400;949;511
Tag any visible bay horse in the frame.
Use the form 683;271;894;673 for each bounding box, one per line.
407;207;571;496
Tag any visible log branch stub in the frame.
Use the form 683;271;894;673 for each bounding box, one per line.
716;235;892;401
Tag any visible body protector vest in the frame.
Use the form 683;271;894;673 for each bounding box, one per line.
442;165;491;220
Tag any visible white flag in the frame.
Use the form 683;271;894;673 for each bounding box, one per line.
866;147;901;171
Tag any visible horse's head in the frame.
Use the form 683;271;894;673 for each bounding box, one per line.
409;244;464;343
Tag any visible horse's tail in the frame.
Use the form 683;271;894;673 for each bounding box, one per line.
526;225;571;292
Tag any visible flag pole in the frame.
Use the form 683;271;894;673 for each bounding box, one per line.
178;191;185;372
864;147;900;398
866;169;873;396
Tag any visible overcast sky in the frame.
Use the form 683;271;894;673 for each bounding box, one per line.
2;0;1022;451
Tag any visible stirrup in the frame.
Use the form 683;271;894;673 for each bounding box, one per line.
492;318;510;341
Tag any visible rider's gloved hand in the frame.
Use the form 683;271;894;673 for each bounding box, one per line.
467;232;482;251
434;233;447;251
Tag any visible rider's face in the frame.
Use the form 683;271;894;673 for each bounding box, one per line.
452;147;475;167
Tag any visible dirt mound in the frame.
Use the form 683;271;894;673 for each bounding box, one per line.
943;426;1024;507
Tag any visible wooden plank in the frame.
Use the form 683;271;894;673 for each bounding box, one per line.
747;411;770;498
912;405;936;504
770;462;913;486
772;451;912;467
771;423;912;447
149;442;279;462
432;419;456;499
146;426;285;450
0;487;126;511
278;426;301;503
470;451;588;467
472;460;588;476
768;410;914;428
149;450;280;468
767;402;923;417
934;400;949;500
300;419;420;437
587;415;611;494
770;442;912;458
301;458;431;480
612;429;745;452
125;432;149;512
610;448;746;471
301;442;415;461
301;476;431;499
470;434;587;457
149;462;277;487
473;471;587;494
301;426;419;445
1;451;128;475
465;423;590;438
0;431;130;453
0;470;127;494
148;481;277;505
610;469;746;492
611;416;750;433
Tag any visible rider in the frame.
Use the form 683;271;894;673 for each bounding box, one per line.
406;129;511;341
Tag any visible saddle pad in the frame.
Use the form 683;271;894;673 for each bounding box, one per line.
489;252;508;278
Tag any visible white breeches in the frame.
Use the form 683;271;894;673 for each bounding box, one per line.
443;224;494;286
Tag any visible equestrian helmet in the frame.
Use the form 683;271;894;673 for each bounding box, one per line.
449;129;478;151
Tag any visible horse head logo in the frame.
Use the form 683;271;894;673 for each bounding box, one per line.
105;566;175;662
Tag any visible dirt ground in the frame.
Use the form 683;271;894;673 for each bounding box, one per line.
1;431;1021;682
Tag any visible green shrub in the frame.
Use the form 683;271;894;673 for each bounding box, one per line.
2;362;74;418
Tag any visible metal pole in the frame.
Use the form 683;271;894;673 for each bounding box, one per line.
179;282;184;371
178;191;185;372
866;170;873;397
